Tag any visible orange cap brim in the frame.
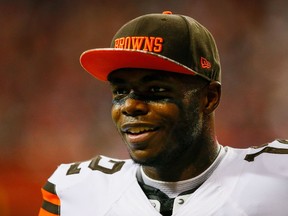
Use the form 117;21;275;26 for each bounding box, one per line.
80;48;197;81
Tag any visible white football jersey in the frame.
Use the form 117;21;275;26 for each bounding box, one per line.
39;140;288;216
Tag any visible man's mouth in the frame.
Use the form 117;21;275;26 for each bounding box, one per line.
126;127;157;135
121;124;159;145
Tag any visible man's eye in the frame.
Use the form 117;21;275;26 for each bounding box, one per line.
150;86;166;93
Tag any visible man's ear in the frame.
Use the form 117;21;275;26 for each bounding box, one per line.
204;81;221;114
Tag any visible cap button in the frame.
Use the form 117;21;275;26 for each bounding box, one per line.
162;11;172;15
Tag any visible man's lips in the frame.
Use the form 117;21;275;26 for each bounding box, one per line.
121;123;159;133
121;123;159;146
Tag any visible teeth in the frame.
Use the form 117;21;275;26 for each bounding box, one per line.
128;127;154;134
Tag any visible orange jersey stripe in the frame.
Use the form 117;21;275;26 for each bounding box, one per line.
41;188;60;206
39;207;59;216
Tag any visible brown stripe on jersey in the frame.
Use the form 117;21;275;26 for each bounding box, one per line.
278;139;288;144
39;206;59;216
41;200;60;215
43;181;57;195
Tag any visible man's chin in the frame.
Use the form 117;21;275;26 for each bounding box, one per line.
129;153;159;166
129;151;176;168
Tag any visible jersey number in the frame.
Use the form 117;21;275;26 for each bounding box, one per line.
244;139;288;162
66;155;125;175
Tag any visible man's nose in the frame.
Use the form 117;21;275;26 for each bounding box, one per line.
121;96;149;117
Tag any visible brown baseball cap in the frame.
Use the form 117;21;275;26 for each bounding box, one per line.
80;11;221;82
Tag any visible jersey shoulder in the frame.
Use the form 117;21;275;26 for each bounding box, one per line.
236;139;288;178
220;139;288;177
244;139;288;162
210;140;288;215
47;155;137;192
41;156;140;215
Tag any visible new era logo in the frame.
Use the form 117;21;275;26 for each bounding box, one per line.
200;57;211;69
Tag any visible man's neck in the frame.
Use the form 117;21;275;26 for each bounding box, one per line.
142;142;221;181
137;145;225;198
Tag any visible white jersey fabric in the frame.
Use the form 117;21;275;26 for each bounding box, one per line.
43;140;288;215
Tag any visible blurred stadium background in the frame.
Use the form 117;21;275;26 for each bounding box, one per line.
0;0;287;215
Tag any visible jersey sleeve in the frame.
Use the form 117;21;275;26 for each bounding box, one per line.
39;181;60;216
38;156;140;216
38;162;77;216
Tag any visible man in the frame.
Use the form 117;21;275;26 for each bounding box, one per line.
39;11;288;216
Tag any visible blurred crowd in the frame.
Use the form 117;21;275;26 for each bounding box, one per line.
0;0;287;215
